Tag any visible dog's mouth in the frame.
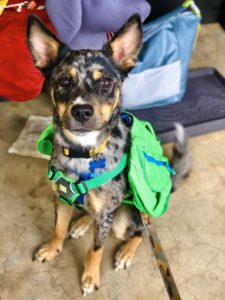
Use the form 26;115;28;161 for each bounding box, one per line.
65;118;104;134
73;128;92;133
67;124;101;135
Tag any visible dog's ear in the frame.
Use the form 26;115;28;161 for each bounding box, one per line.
107;14;142;72
27;14;62;70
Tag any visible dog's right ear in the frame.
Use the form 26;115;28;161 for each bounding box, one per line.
27;14;62;70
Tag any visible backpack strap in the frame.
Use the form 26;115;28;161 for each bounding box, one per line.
48;153;128;206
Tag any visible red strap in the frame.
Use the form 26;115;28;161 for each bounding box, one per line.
107;32;113;41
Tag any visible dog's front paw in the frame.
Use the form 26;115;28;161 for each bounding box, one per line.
81;269;100;297
114;244;134;271
114;236;142;272
32;240;63;263
81;247;103;296
68;214;93;239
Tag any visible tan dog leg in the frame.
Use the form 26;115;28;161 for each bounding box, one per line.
33;201;74;262
68;213;94;239
114;236;142;271
81;246;103;296
81;200;115;296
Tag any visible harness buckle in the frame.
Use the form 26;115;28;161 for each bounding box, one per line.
48;164;56;180
75;181;89;195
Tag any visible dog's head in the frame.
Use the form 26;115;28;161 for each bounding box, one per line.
27;14;142;135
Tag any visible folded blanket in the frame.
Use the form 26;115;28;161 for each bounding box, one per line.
8;115;52;159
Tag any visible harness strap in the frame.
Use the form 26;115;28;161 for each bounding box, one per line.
79;153;127;191
48;153;128;205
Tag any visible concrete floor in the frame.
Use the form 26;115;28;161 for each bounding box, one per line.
1;23;225;299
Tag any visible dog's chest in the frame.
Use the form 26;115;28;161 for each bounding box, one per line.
52;119;129;177
51;119;130;214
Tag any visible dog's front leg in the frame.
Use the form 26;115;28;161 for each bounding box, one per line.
81;209;114;296
33;199;74;262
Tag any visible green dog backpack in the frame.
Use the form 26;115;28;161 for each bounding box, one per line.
121;113;175;217
37;113;174;217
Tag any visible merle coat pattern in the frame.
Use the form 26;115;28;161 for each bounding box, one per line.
27;14;144;296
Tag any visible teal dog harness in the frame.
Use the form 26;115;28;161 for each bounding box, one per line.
38;113;175;217
47;154;127;207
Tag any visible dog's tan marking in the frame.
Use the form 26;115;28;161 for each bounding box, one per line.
63;128;75;144
51;181;58;193
112;88;120;110
51;182;60;199
69;213;94;239
69;67;78;79
100;88;120;120
92;99;102;119
50;87;57;108
57;102;66;118
92;69;103;80
113;206;132;240
81;246;104;296
34;201;74;262
101;103;111;120
114;236;142;271
86;191;106;215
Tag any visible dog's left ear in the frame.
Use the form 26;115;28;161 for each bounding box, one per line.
107;14;142;72
27;14;63;70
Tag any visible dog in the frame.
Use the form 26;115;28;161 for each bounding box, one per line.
27;14;190;296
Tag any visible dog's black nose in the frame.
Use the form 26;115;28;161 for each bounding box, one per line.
71;105;94;122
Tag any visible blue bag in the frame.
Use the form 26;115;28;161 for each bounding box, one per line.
121;0;201;110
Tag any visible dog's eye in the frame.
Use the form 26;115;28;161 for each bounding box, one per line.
100;78;112;89
59;77;70;87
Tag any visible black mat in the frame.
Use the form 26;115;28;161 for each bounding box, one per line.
130;68;225;143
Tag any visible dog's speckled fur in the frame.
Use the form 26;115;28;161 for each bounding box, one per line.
27;14;145;295
27;14;191;296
